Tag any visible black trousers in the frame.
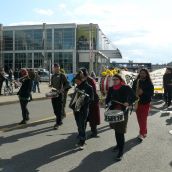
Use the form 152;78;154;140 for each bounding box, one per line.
62;91;68;117
164;87;172;106
74;107;89;143
115;131;125;154
19;99;29;121
51;95;63;125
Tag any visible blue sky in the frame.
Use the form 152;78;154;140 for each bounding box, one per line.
1;0;172;64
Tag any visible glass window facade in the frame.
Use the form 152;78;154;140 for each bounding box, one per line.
15;53;27;69
27;53;32;68
15;30;34;50
77;25;97;50
2;24;116;74
54;28;75;50
54;52;73;73
15;29;52;51
4;53;13;71
3;31;13;51
34;52;43;68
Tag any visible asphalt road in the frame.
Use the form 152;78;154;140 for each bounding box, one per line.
0;99;172;172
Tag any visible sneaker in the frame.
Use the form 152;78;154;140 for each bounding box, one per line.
76;140;85;150
53;124;59;130
58;121;63;126
18;120;27;125
79;144;85;150
143;134;147;138
137;135;143;142
116;152;123;161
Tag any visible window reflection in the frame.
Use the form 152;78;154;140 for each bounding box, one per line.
54;28;74;49
3;31;13;51
54;52;73;73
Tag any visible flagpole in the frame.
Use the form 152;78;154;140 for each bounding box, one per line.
89;23;93;74
42;23;47;69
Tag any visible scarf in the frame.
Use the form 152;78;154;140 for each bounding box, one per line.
113;81;125;90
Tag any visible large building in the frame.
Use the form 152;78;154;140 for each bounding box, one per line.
0;23;122;74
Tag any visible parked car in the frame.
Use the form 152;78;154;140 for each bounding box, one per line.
38;71;52;82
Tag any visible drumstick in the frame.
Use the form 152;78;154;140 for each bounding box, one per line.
112;100;130;110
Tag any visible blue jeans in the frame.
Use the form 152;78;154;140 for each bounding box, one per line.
33;81;40;93
74;107;89;142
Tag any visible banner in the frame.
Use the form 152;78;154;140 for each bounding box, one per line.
150;68;166;94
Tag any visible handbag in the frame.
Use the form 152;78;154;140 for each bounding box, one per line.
104;109;124;123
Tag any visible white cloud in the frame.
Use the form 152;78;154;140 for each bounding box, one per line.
58;3;66;10
33;8;54;16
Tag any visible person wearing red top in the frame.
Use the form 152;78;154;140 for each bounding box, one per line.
106;74;136;161
132;68;154;142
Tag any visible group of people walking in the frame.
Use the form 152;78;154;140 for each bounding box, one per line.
8;65;172;161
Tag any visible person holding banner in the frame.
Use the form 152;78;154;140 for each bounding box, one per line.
163;67;172;108
105;74;136;161
132;68;154;142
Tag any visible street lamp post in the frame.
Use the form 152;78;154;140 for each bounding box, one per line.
0;24;3;68
42;23;47;69
89;23;93;74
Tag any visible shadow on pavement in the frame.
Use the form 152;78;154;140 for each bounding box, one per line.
0;126;54;146
166;117;172;125
160;112;170;117
151;99;164;106
170;161;172;167
70;137;140;172
0;133;80;172
0;123;20;130
0;119;55;132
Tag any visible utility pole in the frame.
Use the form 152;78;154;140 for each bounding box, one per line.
42;23;47;69
0;24;3;68
89;23;93;74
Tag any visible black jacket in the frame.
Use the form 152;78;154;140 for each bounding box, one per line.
132;79;154;104
163;73;172;89
18;77;32;99
106;85;136;111
51;73;70;91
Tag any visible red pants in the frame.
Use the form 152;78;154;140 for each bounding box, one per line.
136;103;150;137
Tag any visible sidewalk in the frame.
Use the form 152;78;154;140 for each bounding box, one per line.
0;82;74;106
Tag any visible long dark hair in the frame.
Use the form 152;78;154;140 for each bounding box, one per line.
136;68;152;83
